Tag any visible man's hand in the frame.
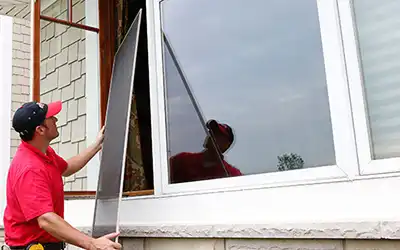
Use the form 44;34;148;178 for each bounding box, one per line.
95;126;106;149
89;232;122;250
37;212;122;250
63;126;106;177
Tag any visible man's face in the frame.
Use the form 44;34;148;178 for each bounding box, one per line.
41;116;59;141
205;131;231;153
214;133;231;153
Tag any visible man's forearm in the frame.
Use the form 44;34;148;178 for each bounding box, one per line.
38;212;95;249
63;142;101;177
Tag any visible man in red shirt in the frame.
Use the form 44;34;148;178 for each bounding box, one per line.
3;101;121;250
170;119;242;183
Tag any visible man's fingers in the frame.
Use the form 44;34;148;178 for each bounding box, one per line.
112;242;122;249
102;231;120;239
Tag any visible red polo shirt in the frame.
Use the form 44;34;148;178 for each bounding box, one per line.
3;141;68;246
170;152;242;183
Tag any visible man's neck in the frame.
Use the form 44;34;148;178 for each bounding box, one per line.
28;139;50;154
203;148;223;163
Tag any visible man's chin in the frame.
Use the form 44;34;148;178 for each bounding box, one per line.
52;133;59;140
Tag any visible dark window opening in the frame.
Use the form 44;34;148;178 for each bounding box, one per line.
115;0;154;192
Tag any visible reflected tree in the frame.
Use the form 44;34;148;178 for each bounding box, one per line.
277;153;304;171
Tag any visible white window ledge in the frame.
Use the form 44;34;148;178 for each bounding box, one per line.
63;174;400;240
2;221;400;239
65;221;400;239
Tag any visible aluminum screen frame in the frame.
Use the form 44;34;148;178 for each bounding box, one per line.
162;32;229;181
91;9;142;238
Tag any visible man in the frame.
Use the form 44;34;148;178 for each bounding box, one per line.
170;119;242;183
3;101;121;250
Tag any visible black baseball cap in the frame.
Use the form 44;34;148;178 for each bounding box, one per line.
12;101;62;137
206;119;234;144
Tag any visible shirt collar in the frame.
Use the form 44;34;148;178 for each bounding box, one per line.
20;140;52;163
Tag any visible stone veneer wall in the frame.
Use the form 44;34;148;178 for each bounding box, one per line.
61;237;400;250
39;0;87;191
122;238;400;250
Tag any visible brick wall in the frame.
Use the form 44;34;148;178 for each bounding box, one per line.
10;17;31;159
40;0;88;191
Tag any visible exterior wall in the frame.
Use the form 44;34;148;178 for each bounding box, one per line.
10;17;31;159
0;229;4;247
0;15;28;248
40;0;88;191
119;238;400;250
61;237;400;250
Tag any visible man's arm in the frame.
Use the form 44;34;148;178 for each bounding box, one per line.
62;126;105;177
37;212;121;250
15;168;120;249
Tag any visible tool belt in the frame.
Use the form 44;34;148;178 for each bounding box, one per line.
8;242;65;250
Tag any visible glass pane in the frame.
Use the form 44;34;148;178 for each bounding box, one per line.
164;36;228;183
161;0;336;184
40;21;92;191
353;0;400;159
92;11;141;238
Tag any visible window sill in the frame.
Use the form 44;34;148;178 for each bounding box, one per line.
64;190;154;200
73;220;400;239
64;173;400;236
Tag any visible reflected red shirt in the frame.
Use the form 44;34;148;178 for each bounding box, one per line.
3;141;68;246
170;152;242;183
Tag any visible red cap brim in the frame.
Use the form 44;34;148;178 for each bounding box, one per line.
46;101;62;118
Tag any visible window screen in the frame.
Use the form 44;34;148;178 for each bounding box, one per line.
91;9;142;238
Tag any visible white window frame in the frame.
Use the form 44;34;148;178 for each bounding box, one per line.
0;14;13;227
61;0;400;232
84;0;101;190
148;0;360;196
338;0;400;176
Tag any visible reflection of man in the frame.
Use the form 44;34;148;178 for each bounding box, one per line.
170;119;242;183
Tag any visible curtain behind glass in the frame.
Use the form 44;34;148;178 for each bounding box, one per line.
353;0;400;159
115;0;148;191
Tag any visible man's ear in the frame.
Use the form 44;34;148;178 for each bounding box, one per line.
35;125;45;135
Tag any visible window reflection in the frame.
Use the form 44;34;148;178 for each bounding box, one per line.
162;0;336;184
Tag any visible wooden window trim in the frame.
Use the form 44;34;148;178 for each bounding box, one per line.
98;0;115;128
63;190;154;198
32;0;40;102
32;0;153;198
40;15;99;32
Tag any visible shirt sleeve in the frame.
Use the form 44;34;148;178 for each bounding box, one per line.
14;169;54;222
225;163;242;176
169;153;185;183
54;153;68;174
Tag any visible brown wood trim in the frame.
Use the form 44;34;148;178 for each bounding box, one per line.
40;15;99;33
68;0;73;22
32;0;41;102
64;190;154;197
123;190;154;197
64;191;96;196
98;0;116;126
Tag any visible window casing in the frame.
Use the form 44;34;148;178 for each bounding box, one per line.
42;0;400;230
147;0;360;196
29;0;400;200
339;0;400;176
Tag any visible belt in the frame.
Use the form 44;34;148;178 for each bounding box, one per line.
9;242;65;250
